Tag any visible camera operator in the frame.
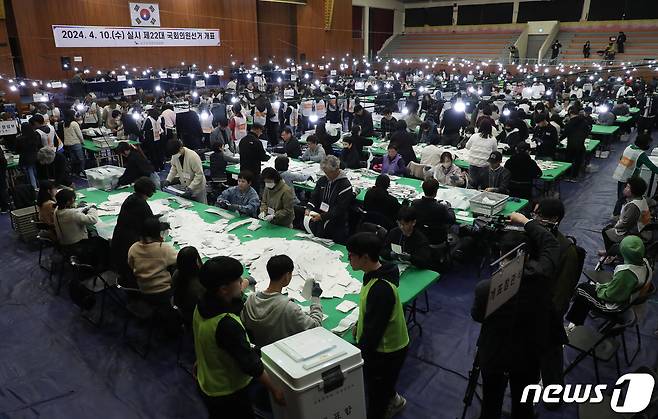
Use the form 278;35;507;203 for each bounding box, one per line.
471;212;563;419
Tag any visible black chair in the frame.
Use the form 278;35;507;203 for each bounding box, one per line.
358;222;388;242
33;220;55;271
70;256;119;327
509;180;533;200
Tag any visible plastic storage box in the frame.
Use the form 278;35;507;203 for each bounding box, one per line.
469;191;509;216
10;206;38;241
84;165;126;191
261;327;365;419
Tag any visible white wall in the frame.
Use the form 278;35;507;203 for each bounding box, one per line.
352;0;403;10
527;20;558;35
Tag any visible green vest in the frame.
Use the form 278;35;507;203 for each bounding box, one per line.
193;308;253;397
356;278;409;353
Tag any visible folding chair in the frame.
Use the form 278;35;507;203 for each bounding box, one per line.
70;256;119;327
33;221;55;271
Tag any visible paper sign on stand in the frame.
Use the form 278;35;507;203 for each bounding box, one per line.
0;120;18;136
485;250;524;318
195;80;206;88
117;75;127;81
123;87;137;96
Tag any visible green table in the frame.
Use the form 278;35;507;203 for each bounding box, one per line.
630;107;640;115
82;187;440;337
82;138;140;153
83;139;141;167
616;115;632;124
591;124;619;135
224;163;527;224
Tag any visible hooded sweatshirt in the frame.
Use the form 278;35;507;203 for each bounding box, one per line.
597;235;652;304
241;289;324;347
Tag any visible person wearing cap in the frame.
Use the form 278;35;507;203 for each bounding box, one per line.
193;256;285;418
566;235;652;326
115;142;160;189
504;143;541;199
239;123;269;192
465;119;498;190
533;114;559;160
163;139;207;203
485;151;511;194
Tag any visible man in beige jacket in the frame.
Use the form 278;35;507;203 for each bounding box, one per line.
163;139;207;203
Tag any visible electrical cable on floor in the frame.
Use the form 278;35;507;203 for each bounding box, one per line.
409;353;483;403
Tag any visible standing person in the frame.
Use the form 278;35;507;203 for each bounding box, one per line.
111;177;156;286
471;212;562;419
172;246;205;325
0;149;7;213
560;106;591;180
160;104;177;157
259;167;294;228
306;155;354;244
241;254;324;347
504;143;542;199
389;121;417;165
533;114;559;160
617;31;627;53
162;139;207;203
62;109;86;176
36;146;72;187
380;108;397;139
239;123;269;191
347;232;409;419
115;142;160;189
15;121;41;189
193;256;285;419
353;105;374;137
411;178;456;245
612;134;658;216
82;94;101;128
465;120;498;190
583;41;591;58
550;40;562;63
143;108;164;172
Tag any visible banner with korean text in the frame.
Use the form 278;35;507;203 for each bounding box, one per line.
52;25;220;48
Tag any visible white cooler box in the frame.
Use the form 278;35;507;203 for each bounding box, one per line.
261;328;365;419
84;165;125;191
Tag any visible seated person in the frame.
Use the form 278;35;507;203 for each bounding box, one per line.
504;143;542;199
127;216;178;306
53;188;109;268
566;235;652;325
602;176;650;252
241;255;324;347
381;206;432;269
216;170;261;218
208;140;228;179
300;134;326;163
346;125;374;154
115;142;160;188
275;156;309;205
380;108;397;139
280;127;301;158
37;180;57;228
340;136;363;169
533;114;559;160
419;136;444;167
172;246;205;325
485;151;511;194
411;178;456;245
363;175;401;230
379;144;407;176
432;152;465;187
259;167;295;228
418;121;440;145
389;120;418;164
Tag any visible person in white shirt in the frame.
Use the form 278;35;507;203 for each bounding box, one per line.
465;120;498;190
160;104;177;143
617;84;633;98
162;140;207;203
531;82;545;100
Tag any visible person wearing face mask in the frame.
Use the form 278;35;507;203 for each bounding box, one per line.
194;256;286;418
432;152;465;187
217;170;261;218
381;206;432;269
127;216;178;306
340;137;363;170
259;168;294;228
162;139;207;203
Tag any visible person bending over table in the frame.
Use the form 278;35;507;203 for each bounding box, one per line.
612;133;658;216
127;216;178;307
162;139;207;203
602;176;650;254
346;125;374;154
381;206;432;269
115;142;160;189
347;232;409;419
241;254;324;348
36;146;72;188
389;120;418;165
277;127;301;159
217;170;261;218
411;178;456;246
363;175;401;230
340;136;364;170
111;177;157;286
306;155;355;244
431;151;465;187
259;168;295;228
300;134;326;163
193;256;285;418
53;188;109;268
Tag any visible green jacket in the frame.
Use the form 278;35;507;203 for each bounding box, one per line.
260;180;295;227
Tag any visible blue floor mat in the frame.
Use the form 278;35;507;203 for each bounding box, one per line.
2;135;658;419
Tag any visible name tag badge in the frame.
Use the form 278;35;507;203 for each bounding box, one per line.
391;243;403;254
320;202;330;212
267;207;275;216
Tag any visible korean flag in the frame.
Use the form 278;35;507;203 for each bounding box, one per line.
130;3;161;27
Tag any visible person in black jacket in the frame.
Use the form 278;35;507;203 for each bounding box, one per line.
347;125;374;154
280;127;301;158
533;114;559;160
115;142;159;188
15;122;41;188
560;106;591;179
363;175;401;230
389;120;418;164
411;178;456;245
471;212;563;419
315;123;340;157
239;123;269;191
381;206;432;269
36;146;72;187
380;108;398;139
504;143;542;199
111;177;157;286
340;136;362;169
353;105;374;137
306;155;354;244
0;151;9;212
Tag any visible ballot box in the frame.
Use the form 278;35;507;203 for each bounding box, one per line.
84;165;125;191
261;327;365;419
